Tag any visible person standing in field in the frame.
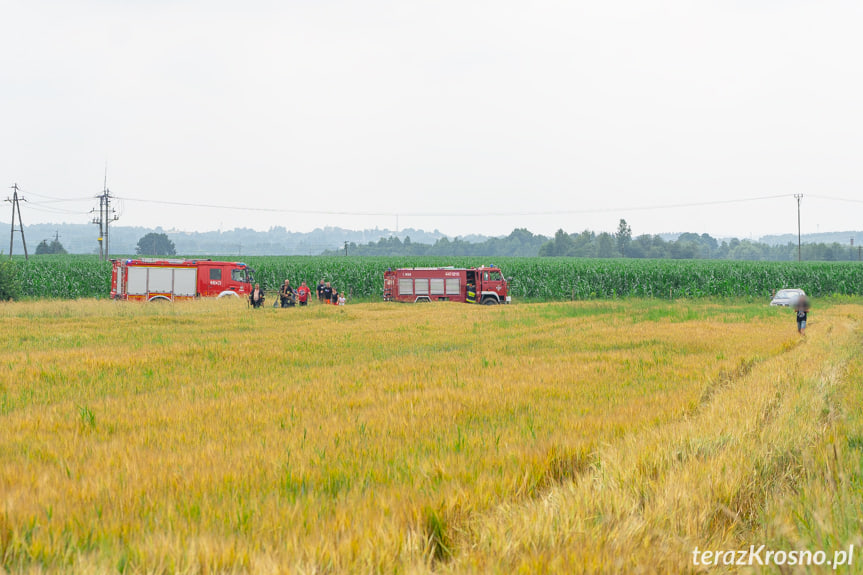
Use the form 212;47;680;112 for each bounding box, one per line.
250;283;265;308
317;279;326;303
337;291;346;306
795;295;810;335
296;281;311;306
323;281;333;304
286;280;294;307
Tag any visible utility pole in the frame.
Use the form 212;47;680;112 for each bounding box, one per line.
91;195;104;259
91;178;118;261
344;241;348;256
794;194;803;262
6;183;28;259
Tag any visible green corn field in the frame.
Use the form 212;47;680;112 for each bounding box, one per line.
8;255;863;300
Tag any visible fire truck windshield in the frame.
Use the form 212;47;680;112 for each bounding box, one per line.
232;269;251;284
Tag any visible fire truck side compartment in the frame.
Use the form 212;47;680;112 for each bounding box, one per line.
147;267;173;293
127;267;148;295
174;268;197;296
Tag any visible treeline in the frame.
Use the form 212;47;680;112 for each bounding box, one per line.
326;228;548;257
540;227;863;261
330;221;863;262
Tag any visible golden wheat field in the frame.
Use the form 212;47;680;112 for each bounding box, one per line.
1;297;862;574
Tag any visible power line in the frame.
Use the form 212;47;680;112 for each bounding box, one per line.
26;203;92;216
808;194;863;205
114;193;793;218
25;191;94;203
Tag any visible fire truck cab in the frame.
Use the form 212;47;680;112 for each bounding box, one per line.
383;266;510;304
111;258;253;302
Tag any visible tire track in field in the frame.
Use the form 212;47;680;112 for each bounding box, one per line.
429;305;863;573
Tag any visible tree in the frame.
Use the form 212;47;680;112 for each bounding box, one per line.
136;232;176;256
597;232;616;258
539;229;575;256
571;230;596;257
615;219;632;257
35;238;68;255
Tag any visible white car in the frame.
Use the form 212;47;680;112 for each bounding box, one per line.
770;288;806;307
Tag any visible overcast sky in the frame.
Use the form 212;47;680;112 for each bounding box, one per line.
2;0;861;239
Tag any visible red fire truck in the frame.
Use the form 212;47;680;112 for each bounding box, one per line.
110;258;253;302
383;266;511;304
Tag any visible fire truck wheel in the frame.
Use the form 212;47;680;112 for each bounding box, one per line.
482;297;498;305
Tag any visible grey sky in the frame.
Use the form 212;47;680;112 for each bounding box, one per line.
3;1;861;239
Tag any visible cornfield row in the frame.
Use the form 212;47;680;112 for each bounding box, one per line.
9;255;863;300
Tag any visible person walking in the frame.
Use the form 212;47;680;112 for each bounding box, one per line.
795;295;810;335
317;279;326;303
323;281;333;305
279;279;295;308
296;281;311;306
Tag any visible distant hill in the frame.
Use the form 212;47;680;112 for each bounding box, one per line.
4;221;862;258
758;231;863;247
0;222;470;256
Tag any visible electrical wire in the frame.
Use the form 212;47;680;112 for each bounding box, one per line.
21;191;95;203
114;193;794;218
23;204;92;216
808;194;863;205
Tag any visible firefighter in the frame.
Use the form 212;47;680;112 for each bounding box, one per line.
250;283;265;308
466;282;476;304
279;279;295;308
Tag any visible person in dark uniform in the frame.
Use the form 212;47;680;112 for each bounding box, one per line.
317;279;326;303
466;282;476;304
279;279;295;308
323;281;333;304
